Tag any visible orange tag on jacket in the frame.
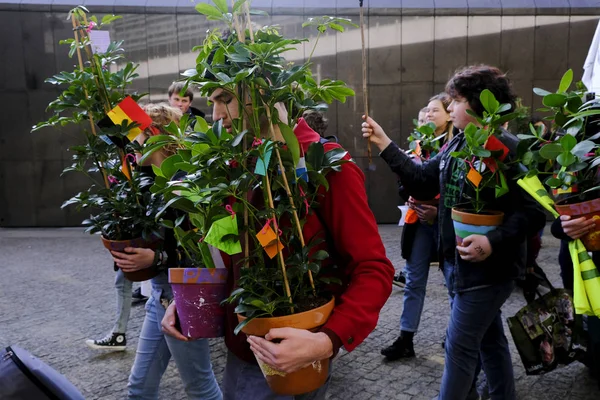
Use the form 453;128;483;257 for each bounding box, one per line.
467;168;482;187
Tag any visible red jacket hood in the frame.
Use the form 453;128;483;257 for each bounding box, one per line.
293;118;321;154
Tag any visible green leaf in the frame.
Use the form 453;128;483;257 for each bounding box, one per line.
160;154;183;180
539;143;563;159
311;250;329;261
558;69;573;93
480;89;499;114
559;134;577;151
195;3;223;19
278;123;300;167
213;0;228;13
329;23;344;32
542;93;567;108
557;152;576;167
194;116;209;133
545;177;562;188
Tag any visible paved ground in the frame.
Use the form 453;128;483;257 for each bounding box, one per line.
0;224;598;399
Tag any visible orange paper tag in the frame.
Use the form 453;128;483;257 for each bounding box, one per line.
264;240;283;259
467;168;482;187
256;223;278;248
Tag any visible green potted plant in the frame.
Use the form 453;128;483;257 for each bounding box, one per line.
518;69;600;250
32;7;163;281
408;121;447;159
149;0;356;394
449;89;517;245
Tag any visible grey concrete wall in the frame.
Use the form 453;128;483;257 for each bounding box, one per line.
0;1;598;226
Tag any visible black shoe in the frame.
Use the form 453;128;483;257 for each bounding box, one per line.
132;287;148;303
381;336;415;360
85;332;126;351
393;271;406;288
441;333;446;348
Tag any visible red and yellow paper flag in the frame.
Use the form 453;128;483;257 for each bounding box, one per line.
106;96;153;143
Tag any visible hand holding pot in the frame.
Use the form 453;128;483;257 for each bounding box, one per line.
560;215;596;240
247;328;333;374
456;234;492;262
361;116;392;152
111;247;155;272
161;302;189;342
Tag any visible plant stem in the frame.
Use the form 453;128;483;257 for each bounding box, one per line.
264;106;316;295
306;32;321;65
263;171;294;313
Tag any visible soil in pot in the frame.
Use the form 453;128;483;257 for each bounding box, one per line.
451;208;504;246
101;235;162;282
556;196;600;251
169;268;229;339
237;297;335;396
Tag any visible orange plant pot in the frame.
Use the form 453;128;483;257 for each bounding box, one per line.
100;236;161;282
237;297;335;396
556;197;600;251
451;208;504;246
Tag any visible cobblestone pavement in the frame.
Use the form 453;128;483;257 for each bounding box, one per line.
0;224;598;399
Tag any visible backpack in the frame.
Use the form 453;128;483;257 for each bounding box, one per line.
0;346;85;400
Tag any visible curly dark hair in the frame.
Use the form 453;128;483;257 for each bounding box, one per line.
445;65;516;117
302;109;329;136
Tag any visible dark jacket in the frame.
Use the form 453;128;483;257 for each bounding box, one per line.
380;130;546;292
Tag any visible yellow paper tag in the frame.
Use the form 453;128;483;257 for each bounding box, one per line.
467;168;482;187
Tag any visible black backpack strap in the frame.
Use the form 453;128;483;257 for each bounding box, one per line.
5;347;60;400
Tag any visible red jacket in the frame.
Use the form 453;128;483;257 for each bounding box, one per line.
224;119;394;363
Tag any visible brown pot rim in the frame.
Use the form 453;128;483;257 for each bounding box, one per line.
168;267;228;285
451;208;504;226
237;297;335;336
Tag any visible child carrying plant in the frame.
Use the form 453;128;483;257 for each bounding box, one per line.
362;65;546;400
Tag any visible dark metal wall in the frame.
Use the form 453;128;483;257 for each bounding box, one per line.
0;1;598;226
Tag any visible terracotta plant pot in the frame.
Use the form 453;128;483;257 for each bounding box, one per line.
451;208;504;246
100;236;161;282
169;268;229;339
556;197;600;251
237;297;335;396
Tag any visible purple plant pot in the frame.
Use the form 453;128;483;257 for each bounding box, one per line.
168;268;229;339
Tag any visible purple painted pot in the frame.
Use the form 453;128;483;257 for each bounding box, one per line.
168;268;228;339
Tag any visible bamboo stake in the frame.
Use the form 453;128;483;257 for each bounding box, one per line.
71;14;110;189
264;107;316;295
359;0;372;165
231;0;245;42
244;2;254;43
264;171;294;313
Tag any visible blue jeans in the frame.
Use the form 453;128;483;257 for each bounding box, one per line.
113;268;132;333
222;351;330;400
128;273;222;400
401;222;437;332
440;263;515;400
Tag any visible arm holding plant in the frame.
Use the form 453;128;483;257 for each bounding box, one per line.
362;116;441;200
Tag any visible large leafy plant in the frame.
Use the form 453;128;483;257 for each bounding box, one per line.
518;69;600;201
150;0;355;332
32;7;162;241
450;90;517;213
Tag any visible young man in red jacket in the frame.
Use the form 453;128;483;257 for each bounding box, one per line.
161;88;395;399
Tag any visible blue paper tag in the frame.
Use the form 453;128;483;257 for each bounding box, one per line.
255;140;273;176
